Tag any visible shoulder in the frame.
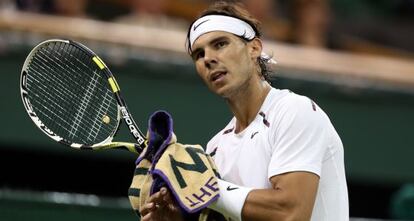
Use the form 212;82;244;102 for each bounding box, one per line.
281;92;329;122
266;90;333;136
278;90;315;110
266;89;321;119
263;88;315;111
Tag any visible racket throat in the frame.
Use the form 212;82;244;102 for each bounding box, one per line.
120;106;146;148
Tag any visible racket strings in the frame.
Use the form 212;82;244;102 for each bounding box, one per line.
54;42;118;143
29;44;93;134
29;52;83;133
68;71;100;139
38;42;117;144
86;91;113;142
26;41;118;145
28;44;89;139
56;43;117;138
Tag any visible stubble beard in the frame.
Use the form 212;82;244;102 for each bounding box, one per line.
221;71;253;101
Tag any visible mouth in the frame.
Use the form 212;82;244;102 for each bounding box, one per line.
210;71;227;82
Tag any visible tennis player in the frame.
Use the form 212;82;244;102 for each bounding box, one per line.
140;1;349;221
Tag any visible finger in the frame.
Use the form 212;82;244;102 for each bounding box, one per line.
141;212;153;221
148;188;169;206
140;202;156;216
161;187;174;204
158;187;176;208
159;188;182;213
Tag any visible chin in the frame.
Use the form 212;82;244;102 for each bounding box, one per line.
210;82;237;98
214;87;233;99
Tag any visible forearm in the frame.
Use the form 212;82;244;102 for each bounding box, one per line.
242;172;318;221
242;189;293;221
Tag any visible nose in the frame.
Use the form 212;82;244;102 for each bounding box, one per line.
204;48;217;69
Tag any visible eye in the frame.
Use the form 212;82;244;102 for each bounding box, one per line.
215;41;227;49
192;50;204;61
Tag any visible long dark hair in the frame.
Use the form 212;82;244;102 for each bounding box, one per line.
186;1;273;83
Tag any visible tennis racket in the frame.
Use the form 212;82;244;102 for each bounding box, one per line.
20;39;147;154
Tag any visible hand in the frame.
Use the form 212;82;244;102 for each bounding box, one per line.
140;187;184;221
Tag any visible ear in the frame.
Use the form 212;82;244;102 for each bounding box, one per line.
248;38;263;61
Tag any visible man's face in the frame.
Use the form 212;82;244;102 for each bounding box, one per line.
191;31;259;98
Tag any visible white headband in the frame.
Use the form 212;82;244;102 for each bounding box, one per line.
189;15;256;49
188;15;276;64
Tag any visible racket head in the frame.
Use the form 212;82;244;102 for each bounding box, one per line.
20;39;121;149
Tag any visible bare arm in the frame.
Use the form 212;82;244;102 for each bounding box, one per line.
242;172;319;221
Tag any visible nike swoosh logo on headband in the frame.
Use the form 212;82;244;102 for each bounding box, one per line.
193;19;210;31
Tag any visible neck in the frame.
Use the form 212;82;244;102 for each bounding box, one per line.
226;79;271;133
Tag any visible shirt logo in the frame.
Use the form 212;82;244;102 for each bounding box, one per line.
250;131;259;139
